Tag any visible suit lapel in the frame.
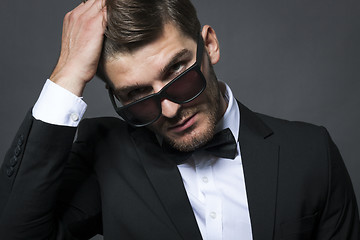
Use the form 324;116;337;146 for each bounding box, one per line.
131;128;202;240
130;101;279;240
238;102;279;240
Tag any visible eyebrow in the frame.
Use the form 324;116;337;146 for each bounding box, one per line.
159;48;193;78
114;83;141;98
114;48;193;96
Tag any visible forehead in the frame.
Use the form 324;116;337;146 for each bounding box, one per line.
104;24;197;89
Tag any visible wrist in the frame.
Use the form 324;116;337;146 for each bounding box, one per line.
50;71;87;97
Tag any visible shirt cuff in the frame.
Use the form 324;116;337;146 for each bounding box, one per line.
32;79;87;127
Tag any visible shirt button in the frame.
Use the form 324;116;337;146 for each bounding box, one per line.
202;176;209;183
210;212;217;219
70;113;79;122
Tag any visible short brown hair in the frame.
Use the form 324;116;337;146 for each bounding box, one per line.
97;0;201;82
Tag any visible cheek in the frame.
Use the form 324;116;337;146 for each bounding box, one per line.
182;94;206;108
148;115;169;134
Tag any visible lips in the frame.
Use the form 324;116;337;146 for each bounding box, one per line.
168;113;197;133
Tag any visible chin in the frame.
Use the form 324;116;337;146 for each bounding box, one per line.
164;119;216;152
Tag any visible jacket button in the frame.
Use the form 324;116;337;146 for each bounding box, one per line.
14;145;21;157
9;156;18;167
17;135;24;146
6;167;14;177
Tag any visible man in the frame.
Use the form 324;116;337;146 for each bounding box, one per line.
0;0;359;239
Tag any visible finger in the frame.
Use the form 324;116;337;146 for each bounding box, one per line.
63;0;95;27
71;0;96;16
101;0;106;9
101;5;108;29
85;0;107;17
79;0;96;9
92;6;108;33
63;0;96;32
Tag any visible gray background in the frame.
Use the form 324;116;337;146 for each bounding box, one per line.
0;0;359;239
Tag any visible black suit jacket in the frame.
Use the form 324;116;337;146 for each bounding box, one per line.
0;102;359;239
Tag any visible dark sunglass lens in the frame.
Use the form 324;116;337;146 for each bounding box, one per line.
122;97;160;125
166;69;204;102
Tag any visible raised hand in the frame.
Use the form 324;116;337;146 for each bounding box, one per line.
50;0;107;97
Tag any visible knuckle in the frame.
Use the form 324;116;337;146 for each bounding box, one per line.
68;9;83;22
69;11;79;21
64;11;71;21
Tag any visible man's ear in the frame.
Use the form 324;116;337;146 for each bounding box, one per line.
201;25;220;65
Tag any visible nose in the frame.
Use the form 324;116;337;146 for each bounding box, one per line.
161;98;181;119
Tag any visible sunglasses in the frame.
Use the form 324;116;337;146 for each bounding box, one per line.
108;36;206;127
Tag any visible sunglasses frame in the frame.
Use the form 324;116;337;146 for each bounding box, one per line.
108;35;206;127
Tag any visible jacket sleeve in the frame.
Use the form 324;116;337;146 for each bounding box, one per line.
0;111;101;239
316;128;360;239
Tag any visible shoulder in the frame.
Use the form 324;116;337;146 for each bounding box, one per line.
254;112;332;160
255;112;328;141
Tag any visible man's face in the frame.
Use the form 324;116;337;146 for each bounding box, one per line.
104;24;227;151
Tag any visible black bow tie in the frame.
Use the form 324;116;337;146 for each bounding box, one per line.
163;128;237;164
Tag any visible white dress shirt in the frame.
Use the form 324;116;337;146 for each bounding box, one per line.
177;83;253;240
33;79;253;240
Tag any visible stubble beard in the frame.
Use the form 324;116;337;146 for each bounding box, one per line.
163;105;218;152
